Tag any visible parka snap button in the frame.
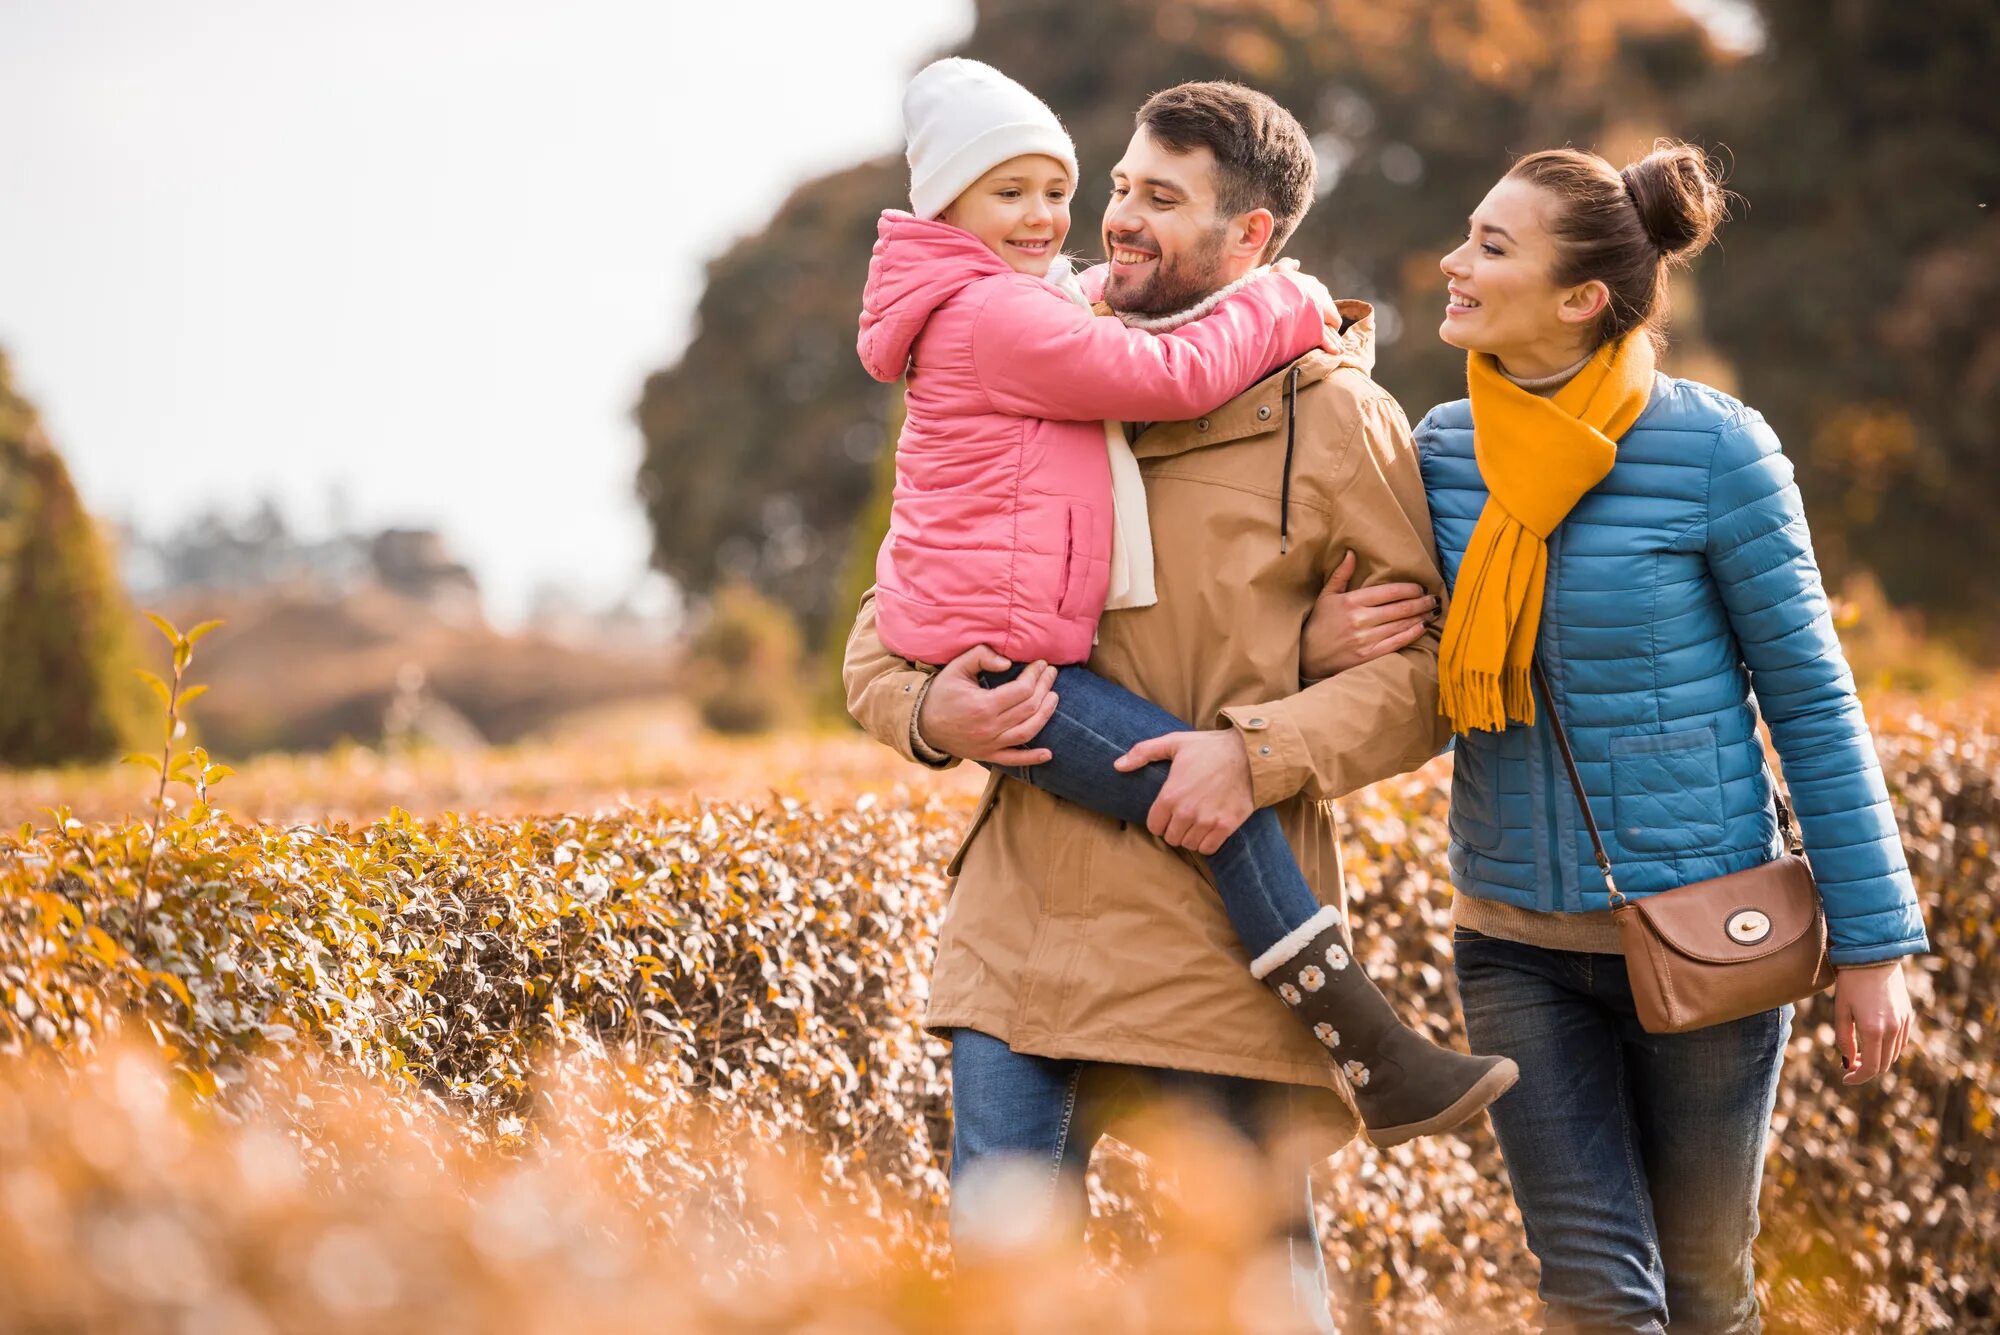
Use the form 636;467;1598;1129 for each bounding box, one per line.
1260;746;1273;757
1196;418;1211;432
1257;405;1272;420
1245;717;1268;729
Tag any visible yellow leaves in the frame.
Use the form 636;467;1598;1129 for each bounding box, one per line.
133;670;172;709
80;926;121;965
150;970;192;1010
0;714;1991;1327
27;890;82;933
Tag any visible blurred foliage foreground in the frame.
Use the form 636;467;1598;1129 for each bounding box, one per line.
0;707;1995;1332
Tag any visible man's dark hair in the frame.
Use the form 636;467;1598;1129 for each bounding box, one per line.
1136;82;1317;260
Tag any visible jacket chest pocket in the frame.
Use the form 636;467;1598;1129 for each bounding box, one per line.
1610;726;1725;853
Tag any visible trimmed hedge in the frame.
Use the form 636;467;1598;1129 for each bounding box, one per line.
0;705;1993;1330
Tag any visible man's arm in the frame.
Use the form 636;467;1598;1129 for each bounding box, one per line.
1217;390;1446;805
842;589;955;768
1112;389;1444;851
841;589;1059;768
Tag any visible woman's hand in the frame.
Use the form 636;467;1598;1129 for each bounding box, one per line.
1831;959;1914;1085
1299;551;1439;680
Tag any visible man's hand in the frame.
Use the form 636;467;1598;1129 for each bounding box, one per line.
1112;729;1255;855
916;646;1058;766
1831;959;1915;1085
1300;551;1438;680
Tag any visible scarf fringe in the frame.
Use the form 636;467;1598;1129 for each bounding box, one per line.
1438;667;1539;735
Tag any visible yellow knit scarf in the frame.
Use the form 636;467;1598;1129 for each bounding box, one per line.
1437;333;1656;734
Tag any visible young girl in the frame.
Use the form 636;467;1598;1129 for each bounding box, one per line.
859;58;1516;1147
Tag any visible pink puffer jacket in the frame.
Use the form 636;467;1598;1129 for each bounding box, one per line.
859;210;1326;666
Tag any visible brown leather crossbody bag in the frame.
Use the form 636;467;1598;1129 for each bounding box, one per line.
1532;662;1836;1033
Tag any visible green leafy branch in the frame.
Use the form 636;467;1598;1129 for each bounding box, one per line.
125;612;232;931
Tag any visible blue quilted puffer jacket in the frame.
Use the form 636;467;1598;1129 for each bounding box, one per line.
1417;374;1928;966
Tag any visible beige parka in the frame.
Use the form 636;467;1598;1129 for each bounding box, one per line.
843;304;1448;1154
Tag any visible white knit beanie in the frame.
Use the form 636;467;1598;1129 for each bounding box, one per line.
903;58;1078;221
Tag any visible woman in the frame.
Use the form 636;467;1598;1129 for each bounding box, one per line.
1305;142;1927;1333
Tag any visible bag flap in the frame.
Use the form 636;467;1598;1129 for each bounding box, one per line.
1628;856;1820;964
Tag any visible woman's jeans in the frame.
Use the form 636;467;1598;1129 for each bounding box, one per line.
950;1027;1337;1334
981;663;1322;959
1452;927;1790;1335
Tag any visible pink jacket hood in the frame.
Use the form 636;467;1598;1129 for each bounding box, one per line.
858;211;1014;382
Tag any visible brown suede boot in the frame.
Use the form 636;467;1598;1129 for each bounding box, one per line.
1253;906;1518;1148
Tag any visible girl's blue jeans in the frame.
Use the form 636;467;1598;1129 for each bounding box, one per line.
980;662;1322;959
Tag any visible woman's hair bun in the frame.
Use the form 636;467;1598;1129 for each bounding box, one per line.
1621;140;1728;261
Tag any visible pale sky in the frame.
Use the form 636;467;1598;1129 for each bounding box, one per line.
0;0;974;623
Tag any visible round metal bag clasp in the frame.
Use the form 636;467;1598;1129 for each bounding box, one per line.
1726;908;1772;945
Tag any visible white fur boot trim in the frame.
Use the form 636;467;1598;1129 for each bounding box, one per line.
1249;905;1347;981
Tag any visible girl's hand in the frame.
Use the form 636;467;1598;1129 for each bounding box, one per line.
1299;552;1439;680
1831;959;1914;1085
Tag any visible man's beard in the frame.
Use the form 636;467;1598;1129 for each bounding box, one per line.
1102;223;1232;318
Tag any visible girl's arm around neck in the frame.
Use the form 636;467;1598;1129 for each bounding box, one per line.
969;270;1325;424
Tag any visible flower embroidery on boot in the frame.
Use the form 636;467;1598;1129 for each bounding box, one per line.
1324;944;1350;971
1278;983;1302;1006
1313;1023;1340;1049
1342;1060;1371;1088
1297;965;1325;992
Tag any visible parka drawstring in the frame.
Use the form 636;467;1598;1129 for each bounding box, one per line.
1280;362;1302;554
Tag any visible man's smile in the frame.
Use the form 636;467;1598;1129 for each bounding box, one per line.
1107;234;1160;273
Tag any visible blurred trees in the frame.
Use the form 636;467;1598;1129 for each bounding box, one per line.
683;582;808;735
635;0;1995;659
0;350;148;767
1680;0;2000;653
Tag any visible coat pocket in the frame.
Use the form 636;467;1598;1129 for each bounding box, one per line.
1055;503;1094;618
1610;726;1725;854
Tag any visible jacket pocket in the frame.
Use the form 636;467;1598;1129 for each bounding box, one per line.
1055;503;1093;618
1610;726;1725;854
1448;735;1504;851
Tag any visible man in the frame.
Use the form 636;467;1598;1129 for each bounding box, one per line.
843;81;1445;1319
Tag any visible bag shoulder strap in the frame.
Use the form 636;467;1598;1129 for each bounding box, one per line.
1526;660;1803;911
1528;661;1623;904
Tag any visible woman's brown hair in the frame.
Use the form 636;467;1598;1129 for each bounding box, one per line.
1506;139;1730;347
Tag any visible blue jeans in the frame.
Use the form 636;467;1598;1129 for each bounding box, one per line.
949;1027;1337;1332
982;663;1322;959
1452;928;1790;1335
